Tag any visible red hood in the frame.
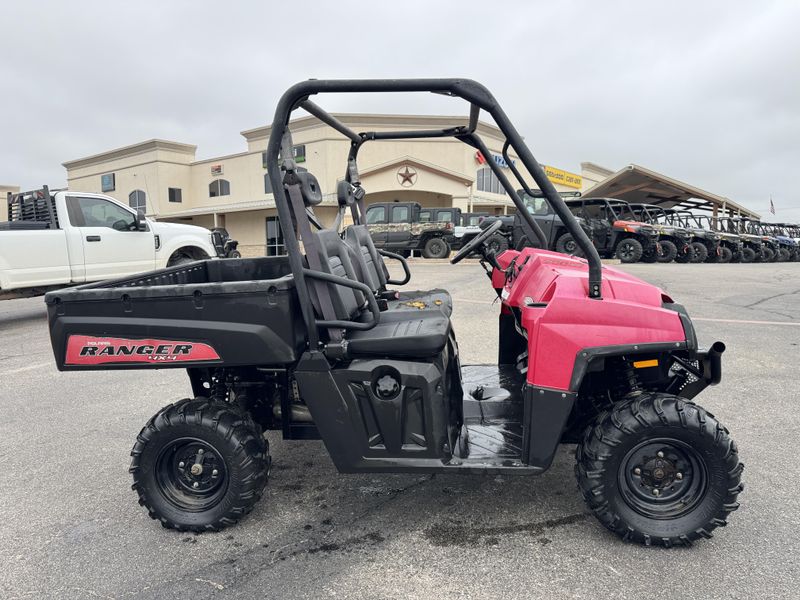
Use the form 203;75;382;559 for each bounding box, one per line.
493;248;685;390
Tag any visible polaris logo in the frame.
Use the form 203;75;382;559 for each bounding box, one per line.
65;335;220;366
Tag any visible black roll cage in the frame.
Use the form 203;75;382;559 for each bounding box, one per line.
265;79;603;347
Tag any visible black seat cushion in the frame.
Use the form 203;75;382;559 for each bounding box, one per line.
389;289;453;316
347;310;450;358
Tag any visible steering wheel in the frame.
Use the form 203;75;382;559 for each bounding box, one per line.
450;219;505;264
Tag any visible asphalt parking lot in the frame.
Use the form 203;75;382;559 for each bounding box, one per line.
1;260;799;599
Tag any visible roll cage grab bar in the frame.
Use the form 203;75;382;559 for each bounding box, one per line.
265;79;604;346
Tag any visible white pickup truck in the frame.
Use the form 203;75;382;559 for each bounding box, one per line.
0;186;222;299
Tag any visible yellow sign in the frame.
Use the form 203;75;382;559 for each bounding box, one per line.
543;165;582;189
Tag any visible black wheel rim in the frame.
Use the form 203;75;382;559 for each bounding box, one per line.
618;438;708;519
619;242;635;260
430;241;443;255
155;437;229;512
564;239;577;253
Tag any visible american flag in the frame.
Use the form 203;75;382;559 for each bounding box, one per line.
770;196;775;215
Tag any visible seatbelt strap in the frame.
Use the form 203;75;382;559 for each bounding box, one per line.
285;179;342;342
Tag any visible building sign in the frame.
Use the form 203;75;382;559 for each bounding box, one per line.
476;151;515;168
542;165;582;189
101;173;115;192
211;164;224;176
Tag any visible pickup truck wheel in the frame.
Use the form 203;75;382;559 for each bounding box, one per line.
168;254;195;267
615;238;643;263
422;237;450;259
130;398;270;532
576;393;743;546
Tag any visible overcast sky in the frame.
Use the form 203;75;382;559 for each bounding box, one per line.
1;1;798;219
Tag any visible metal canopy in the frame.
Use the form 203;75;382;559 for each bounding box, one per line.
582;164;760;219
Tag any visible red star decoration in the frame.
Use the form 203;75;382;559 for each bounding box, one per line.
397;166;417;186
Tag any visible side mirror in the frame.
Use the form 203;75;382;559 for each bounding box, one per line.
134;210;147;231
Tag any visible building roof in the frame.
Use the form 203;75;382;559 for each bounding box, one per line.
62;139;197;170
582;163;759;218
240;112;507;143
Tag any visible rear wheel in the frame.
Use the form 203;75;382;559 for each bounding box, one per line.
741;247;756;263
422;237;450;259
576;393;743;547
556;233;582;256
689;242;708;263
655;240;677;263
615;238;643;263
229;250;242;259
130;398;270;532
718;246;733;263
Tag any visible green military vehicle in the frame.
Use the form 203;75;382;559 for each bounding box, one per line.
365;201;454;258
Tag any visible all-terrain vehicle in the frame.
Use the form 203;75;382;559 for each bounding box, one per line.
561;197;660;263
210;227;241;259
44;79;742;546
718;217;764;262
740;218;780;262
627;204;692;263
752;221;796;262
662;210;723;263
684;214;743;263
769;224;800;261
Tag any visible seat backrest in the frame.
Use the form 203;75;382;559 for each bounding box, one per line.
344;224;390;290
313;229;366;321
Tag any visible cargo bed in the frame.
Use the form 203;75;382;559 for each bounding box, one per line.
45;257;304;370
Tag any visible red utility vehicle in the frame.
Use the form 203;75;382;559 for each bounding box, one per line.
45;79;742;546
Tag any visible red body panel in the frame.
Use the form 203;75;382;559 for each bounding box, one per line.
65;335;220;366
495;249;685;391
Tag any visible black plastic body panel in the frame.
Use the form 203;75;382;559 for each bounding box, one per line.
44;257;306;370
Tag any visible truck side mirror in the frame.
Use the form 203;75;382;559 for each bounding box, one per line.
134;210;147;231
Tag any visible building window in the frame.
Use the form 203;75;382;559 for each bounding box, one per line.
101;173;115;192
262;144;305;168
129;189;146;212
209;179;230;197
476;167;506;195
264;173;273;194
265;216;285;256
168;188;182;203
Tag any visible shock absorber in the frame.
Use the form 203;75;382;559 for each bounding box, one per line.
623;363;643;397
612;360;643;398
211;368;228;402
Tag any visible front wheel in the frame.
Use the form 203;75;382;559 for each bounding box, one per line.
422;237;450;259
576;394;743;546
741;247;756;263
130;398;270;532
615;238;643;263
656;240;677;263
689;242;708;263
718;246;733;263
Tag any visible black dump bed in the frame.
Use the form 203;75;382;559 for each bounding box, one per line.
45;257;305;370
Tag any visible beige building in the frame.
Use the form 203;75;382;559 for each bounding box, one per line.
63;114;583;256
